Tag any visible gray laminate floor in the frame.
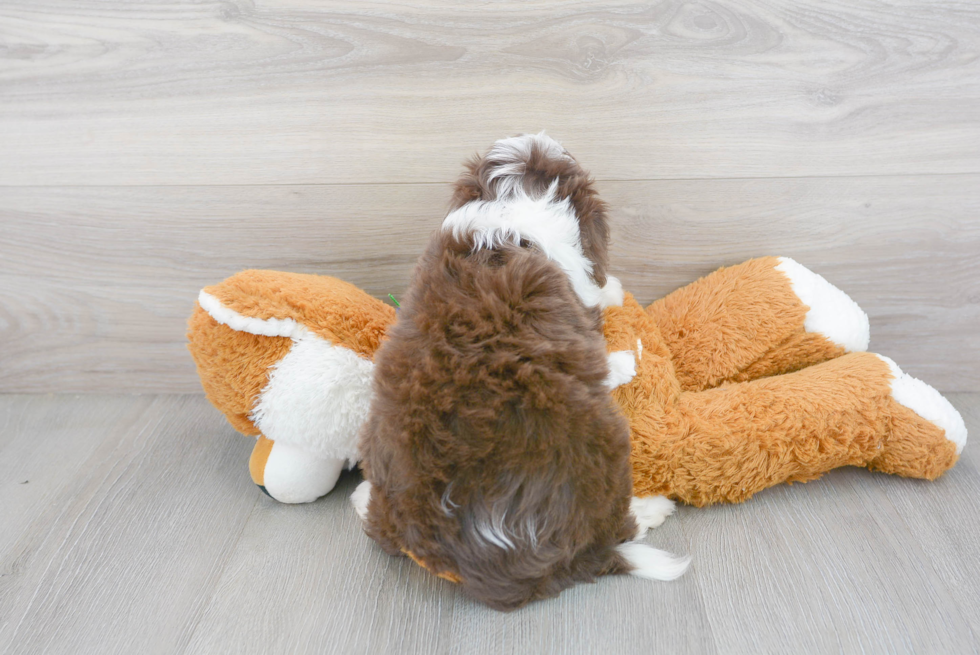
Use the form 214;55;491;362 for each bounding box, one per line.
1;393;978;654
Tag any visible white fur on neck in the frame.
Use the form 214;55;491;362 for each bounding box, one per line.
442;183;621;308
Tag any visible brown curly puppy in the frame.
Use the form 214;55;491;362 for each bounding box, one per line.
353;133;688;610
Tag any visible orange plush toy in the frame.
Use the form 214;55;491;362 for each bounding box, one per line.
188;257;966;506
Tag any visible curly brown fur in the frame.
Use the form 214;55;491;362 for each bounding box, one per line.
358;134;638;610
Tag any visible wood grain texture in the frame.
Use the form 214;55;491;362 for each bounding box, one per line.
2;176;977;393
185;471;713;655
0;394;259;654
0;393;978;654
1;1;979;185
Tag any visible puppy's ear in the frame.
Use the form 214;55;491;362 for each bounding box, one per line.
569;187;610;288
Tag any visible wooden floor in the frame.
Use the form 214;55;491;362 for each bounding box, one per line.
0;392;978;654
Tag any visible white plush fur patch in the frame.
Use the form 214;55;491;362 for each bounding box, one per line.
199;292;375;463
605;351;637;389
877;355;968;454
617;542;691;581
250;335;375;462
262;440;346;504
199;290;306;339
775;257;870;352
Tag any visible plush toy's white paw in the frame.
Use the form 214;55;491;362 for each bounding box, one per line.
262;441;345;504
350;480;372;521
605;351;637;389
776;257;870;352
877;355;968;454
631;495;676;539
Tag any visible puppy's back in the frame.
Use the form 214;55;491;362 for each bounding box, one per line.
360;233;637;610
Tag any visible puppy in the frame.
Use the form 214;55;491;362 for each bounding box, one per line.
353;133;688;610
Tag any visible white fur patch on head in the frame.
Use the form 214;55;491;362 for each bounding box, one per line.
249;333;375;463
443;132;621;309
484;131;570;199
351;480;372;521
605;351;637;389
630;495;676;539
877;355;968;454
775;257;870;352
617;542;691;581
442;185;619;308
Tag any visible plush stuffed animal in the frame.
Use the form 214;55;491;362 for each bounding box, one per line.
187;257;966;506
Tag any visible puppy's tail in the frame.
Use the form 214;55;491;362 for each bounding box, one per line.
616;542;691;581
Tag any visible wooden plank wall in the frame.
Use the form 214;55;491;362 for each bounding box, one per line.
1;0;978;393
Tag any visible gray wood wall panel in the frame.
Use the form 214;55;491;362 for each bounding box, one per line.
2;177;977;393
1;0;978;393
1;1;979;185
1;393;978;654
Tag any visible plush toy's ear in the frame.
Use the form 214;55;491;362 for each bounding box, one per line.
197;270;395;357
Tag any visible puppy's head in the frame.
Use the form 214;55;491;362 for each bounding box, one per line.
444;132;622;310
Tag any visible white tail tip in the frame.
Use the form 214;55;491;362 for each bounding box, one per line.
617;542;691;581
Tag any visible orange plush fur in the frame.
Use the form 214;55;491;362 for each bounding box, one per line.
189;261;963;507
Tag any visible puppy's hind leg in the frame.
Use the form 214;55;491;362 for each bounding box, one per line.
350;480;372;521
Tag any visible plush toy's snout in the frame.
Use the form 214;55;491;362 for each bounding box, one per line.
248;435;346;503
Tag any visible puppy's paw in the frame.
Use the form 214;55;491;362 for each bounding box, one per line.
350;480;372;521
605;351;637;389
631;495;676;539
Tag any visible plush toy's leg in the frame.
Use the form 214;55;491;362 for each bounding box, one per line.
629;352;966;506
646;256;870;392
249;435;346;504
